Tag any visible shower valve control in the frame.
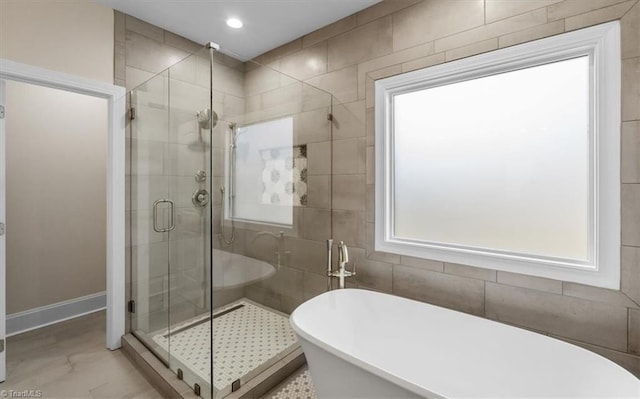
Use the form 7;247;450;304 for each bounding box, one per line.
194;170;207;182
192;189;210;207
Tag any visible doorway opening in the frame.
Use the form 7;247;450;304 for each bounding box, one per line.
0;59;126;384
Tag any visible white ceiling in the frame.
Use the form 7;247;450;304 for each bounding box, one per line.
96;0;382;61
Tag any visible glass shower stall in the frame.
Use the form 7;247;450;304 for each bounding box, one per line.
127;44;337;398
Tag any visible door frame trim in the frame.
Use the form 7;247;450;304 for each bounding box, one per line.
0;58;126;350
0;78;5;382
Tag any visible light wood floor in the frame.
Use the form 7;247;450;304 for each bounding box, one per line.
0;311;162;398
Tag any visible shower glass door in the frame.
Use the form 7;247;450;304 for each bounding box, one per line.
166;47;213;398
129;43;337;399
129;47;213;399
129;69;171;364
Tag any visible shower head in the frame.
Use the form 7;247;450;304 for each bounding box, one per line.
197;108;218;129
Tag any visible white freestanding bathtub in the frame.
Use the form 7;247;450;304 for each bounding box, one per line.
290;289;640;398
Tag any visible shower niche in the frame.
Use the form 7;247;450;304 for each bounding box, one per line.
128;44;336;398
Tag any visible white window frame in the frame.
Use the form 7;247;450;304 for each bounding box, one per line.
375;22;621;289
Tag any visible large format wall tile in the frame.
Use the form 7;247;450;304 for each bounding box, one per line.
244;65;281;96
622;184;640;246
630;308;640;354
620;121;640;183
302;208;332;242
332;174;366;211
356;0;422;26
125;15;164;42
399;256;444;272
496;271;563;294
328;16;393;71
332;209;360;247
445;38;498;61
622;246;640;305
485;0;562;23
125;31;189;75
307;141;332;175
563;281;640;308
306;175;331;209
498;20;565;48
306;65;359;103
284;237;327;276
332;100;366;140
486;283;628;351
547;0;633;21
303;15;357;48
293;107;332;145
623;57;640;121
355;258;393;292
435;8;548;52
332;138;366;175
392;0;484;51
444;263;497;282
621;2;640;59
279;41;328;80
564;0;637;31
392;264;485;315
356;42;434;98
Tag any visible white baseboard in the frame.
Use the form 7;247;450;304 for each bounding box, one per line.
6;291;106;337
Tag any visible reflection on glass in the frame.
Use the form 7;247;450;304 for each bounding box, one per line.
129;48;213;399
227;116;302;226
393;56;590;260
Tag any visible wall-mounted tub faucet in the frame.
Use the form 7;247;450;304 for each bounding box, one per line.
327;239;356;289
254;230;285;268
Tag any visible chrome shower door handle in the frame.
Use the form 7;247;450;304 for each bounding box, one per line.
153;199;175;233
166;199;175;232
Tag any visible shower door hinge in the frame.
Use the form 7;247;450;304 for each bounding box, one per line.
0;339;4;353
0;105;5;119
0;222;5;236
327;112;333;121
129;107;136;121
128;300;135;313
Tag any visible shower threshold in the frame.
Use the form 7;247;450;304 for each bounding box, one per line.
152;298;299;397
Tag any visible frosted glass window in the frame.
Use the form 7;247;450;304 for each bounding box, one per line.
393;57;589;260
228;116;295;226
375;22;621;289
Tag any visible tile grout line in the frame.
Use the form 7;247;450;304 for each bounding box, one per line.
559;0;637;23
620;0;640;19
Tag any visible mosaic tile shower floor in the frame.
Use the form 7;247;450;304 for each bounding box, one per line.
152;299;298;391
265;366;317;399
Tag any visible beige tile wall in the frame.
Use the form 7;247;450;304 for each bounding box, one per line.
240;61;333;313
248;0;640;375
116;0;640;376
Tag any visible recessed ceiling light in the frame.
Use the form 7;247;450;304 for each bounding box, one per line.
226;18;243;29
